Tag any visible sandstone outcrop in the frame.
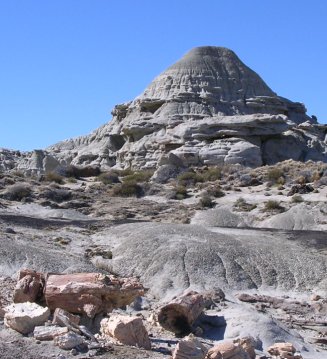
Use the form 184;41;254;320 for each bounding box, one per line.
1;46;326;174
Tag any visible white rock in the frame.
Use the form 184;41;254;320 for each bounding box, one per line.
4;302;50;334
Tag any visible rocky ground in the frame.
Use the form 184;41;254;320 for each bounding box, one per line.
0;161;326;358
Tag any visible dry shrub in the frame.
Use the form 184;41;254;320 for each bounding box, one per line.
2;184;32;201
45;171;64;184
110;180;143;197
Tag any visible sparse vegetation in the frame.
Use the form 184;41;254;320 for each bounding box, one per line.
198;194;215;208
177;171;204;187
123;169;154;183
266;168;284;184
57;165;100;178
45;171;64;184
171;185;188;200
98;171;120;185
291;194;304;203
263;200;284;212
201;166;222;182
233;197;257;212
295;175;307;185
41;188;72;203
1;184;32;201
110;180;143;197
207;186;225;198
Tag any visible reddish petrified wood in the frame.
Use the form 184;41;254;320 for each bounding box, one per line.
44;272;145;318
13;269;45;303
158;291;205;335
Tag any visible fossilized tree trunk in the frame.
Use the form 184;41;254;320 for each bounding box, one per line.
44;272;145;318
158;291;205;336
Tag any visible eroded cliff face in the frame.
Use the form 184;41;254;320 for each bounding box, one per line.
1;46;326;174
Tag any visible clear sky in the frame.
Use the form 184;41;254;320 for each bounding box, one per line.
1;0;326;151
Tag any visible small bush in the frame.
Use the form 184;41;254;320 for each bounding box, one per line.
233;197;257;212
123;170;154;183
291;194;304;203
41;188;72;203
266;168;284;183
199;194;215;208
171;185;188;200
11;171;25;178
207;186;225;198
296;175;307;185
177;171;204;187
66;177;77;183
2;184;32;201
201;167;222;182
98;171;120;185
111;180;143;197
56;165;100;178
45;172;64;184
117;168;134;177
264;200;284;212
311;170;321;182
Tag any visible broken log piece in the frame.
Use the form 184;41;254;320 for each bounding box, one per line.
13;269;45;303
158;291;205;336
52;308;80;328
33;325;68;341
45;272;145;318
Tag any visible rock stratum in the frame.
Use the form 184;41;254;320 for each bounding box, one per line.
1;46;327;174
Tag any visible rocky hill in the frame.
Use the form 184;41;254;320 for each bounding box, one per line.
1;46;327;174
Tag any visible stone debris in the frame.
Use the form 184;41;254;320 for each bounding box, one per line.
4;301;50;334
100;314;151;350
266;342;301;359
33;325;68;340
158;291;205;335
172;334;208;359
53;332;85;350
45;272;145;318
205;341;250;359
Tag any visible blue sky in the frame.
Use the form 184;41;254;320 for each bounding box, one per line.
1;0;326;151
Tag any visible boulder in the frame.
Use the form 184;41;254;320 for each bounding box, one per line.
173;334;208;359
54;332;85;350
205;341;250;359
4;302;50;334
100;314;151;350
33;325;68;340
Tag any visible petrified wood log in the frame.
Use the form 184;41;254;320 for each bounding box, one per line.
158;291;205;336
44;272;145;318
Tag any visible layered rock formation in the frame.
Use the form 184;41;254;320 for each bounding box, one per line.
1;46;327;173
